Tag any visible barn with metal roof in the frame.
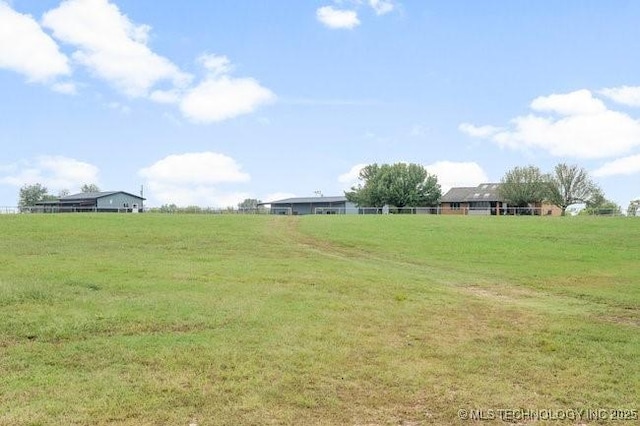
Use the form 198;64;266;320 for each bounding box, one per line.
261;196;357;215
33;191;145;213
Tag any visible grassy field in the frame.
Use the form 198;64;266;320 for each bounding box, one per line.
0;214;638;425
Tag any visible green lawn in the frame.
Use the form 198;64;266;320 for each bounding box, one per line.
0;214;638;425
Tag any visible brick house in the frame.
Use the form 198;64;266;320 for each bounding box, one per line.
439;183;561;216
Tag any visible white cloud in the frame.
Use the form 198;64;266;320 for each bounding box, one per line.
51;81;77;94
337;161;488;194
425;161;489;193
0;155;99;192
0;2;275;125
459;123;502;138
149;89;181;104
593;154;640;177
368;0;395;15
461;89;640;159
262;192;297;203
316;6;360;29
338;163;367;189
139;152;249;185
138;152;251;207
600;86;640;107
180;76;275;123
42;0;191;97
38;1;274;123
0;1;70;82
144;183;250;208
174;53;274;122
198;53;233;77
530;89;606;115
316;1;396;29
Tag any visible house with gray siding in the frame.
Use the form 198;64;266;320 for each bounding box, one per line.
262;196;357;215
34;191;145;213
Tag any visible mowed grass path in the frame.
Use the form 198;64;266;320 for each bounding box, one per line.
0;214;638;425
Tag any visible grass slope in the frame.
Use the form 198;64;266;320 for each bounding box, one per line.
0;214;638;425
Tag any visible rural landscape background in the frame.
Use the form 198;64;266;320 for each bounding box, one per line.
1;1;640;209
1;213;638;424
1;1;639;424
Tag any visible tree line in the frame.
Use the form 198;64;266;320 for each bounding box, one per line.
499;164;620;216
16;165;635;215
18;183;101;208
346;162;627;216
149;199;268;214
345;163;442;209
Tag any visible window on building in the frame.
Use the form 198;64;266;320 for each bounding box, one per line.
451;202;461;210
471;201;490;208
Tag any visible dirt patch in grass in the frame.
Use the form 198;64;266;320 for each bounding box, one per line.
461;284;541;303
598;309;640;327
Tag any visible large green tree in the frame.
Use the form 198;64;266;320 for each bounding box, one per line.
499;165;552;209
81;183;101;193
585;186;606;209
18;183;52;208
238;198;261;211
580;188;621;216
346;164;385;207
628;199;640;216
237;198;267;213
345;163;441;208
580;201;621;216
548;163;599;215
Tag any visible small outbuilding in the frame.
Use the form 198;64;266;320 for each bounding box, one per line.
33;191;145;213
262;196;357;215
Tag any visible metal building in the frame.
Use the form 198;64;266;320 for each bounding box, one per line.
33;191;145;213
262;196;357;215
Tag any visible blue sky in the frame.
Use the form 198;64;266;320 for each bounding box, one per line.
1;0;640;209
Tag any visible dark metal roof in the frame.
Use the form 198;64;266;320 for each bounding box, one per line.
441;183;504;202
60;191;145;201
264;196;348;205
440;187;475;202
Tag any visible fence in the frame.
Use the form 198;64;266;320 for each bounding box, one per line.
1;205;634;216
147;206;278;214
310;206;631;216
313;206;553;215
16;206;137;214
354;207;440;215
578;208;626;217
0;206;20;214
